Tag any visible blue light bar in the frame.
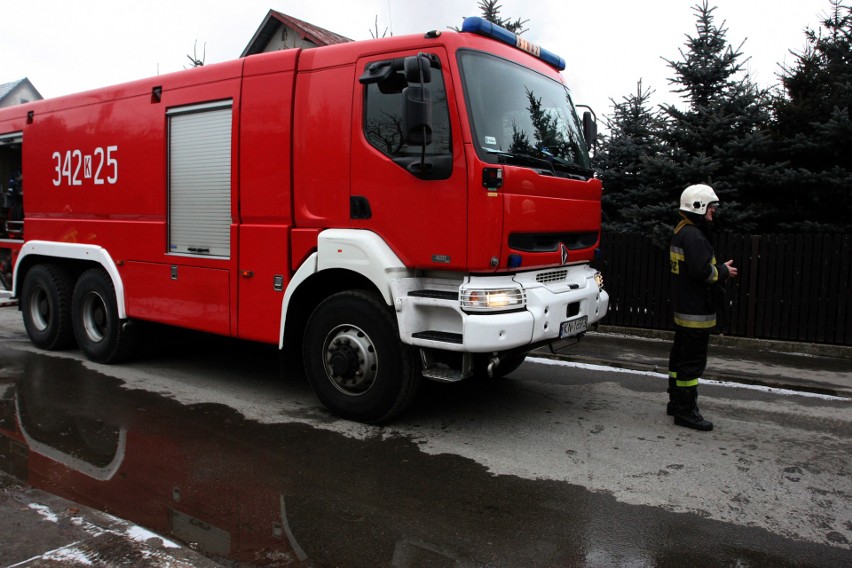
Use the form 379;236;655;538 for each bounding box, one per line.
461;17;566;71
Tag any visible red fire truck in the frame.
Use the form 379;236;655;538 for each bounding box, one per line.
0;18;608;422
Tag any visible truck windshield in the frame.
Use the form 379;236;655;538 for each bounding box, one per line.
458;50;592;178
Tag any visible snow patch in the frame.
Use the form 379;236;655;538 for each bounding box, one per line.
43;546;94;565
527;357;847;400
28;503;59;523
126;525;181;549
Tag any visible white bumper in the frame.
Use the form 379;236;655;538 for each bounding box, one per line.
392;264;609;353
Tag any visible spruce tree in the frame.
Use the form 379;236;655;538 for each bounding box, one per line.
646;1;775;235
772;0;852;232
476;1;529;34
593;81;670;245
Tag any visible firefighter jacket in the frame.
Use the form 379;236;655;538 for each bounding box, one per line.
669;215;730;329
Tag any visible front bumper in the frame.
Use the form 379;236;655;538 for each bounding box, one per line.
392;264;609;353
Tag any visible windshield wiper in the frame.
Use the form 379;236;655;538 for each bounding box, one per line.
487;150;594;180
541;148;595;179
550;157;595;179
486;150;556;174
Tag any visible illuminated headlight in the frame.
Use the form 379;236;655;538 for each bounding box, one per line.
594;271;604;291
460;287;526;312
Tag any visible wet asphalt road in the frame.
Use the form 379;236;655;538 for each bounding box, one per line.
0;309;850;567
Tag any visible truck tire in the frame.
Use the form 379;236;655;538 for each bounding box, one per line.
21;264;76;350
303;290;421;423
71;268;139;363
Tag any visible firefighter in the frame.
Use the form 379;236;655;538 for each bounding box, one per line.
8;169;23;221
668;184;737;431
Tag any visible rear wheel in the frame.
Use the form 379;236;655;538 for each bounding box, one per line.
72;268;139;363
303;290;420;423
21;264;75;350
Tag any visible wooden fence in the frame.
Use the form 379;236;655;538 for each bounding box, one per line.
592;232;852;346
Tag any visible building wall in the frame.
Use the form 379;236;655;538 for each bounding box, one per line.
0;84;41;108
260;24;318;52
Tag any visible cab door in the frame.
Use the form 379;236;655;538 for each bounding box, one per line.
350;49;468;270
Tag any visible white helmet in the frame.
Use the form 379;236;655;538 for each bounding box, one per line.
680;184;719;215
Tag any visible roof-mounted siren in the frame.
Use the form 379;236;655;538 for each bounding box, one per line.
460;17;566;71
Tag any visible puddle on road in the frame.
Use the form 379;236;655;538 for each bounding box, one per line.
0;349;846;567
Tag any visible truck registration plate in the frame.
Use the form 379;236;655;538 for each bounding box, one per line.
559;316;588;338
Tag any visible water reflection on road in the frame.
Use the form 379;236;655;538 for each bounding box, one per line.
0;346;847;567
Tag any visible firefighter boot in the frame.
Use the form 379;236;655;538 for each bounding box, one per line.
672;387;713;431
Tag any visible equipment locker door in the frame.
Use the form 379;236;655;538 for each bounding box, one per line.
168;102;233;258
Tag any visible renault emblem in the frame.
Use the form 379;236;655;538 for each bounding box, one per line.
560;243;569;265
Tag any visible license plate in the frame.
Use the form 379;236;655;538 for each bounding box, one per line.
559;316;588;338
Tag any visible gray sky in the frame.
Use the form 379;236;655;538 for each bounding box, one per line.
1;0;832;119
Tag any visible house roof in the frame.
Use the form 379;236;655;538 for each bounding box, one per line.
241;10;352;57
0;78;42;104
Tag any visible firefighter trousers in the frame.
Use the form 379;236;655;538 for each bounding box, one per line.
668;326;710;389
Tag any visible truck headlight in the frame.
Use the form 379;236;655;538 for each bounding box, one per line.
594;271;604;291
460;287;526;312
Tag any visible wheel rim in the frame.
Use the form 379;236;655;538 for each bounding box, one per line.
28;285;51;332
81;290;109;343
321;324;378;396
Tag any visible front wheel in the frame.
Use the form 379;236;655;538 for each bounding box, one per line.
303;290;420;423
72;268;139;363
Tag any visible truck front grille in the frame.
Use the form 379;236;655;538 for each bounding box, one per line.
536;270;568;284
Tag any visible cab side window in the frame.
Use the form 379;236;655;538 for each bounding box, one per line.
362;58;451;161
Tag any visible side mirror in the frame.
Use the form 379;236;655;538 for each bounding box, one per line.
360;53;437;94
378;72;407;94
403;86;432;146
404;54;432;84
582;110;597;151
